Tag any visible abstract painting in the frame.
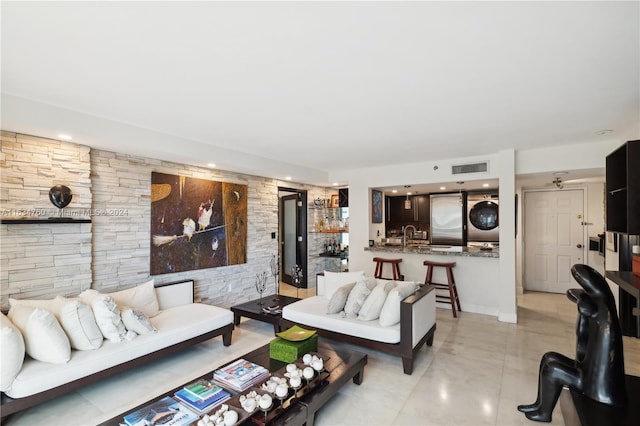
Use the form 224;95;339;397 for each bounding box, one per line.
150;172;247;275
372;189;383;223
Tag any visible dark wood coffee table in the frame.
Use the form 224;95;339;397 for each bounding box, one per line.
231;294;300;333
99;340;367;426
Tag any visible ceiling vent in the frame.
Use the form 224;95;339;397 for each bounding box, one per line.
452;161;489;175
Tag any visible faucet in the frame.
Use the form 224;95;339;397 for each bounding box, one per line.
403;225;417;248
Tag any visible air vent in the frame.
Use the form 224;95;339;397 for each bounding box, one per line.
452;162;489;175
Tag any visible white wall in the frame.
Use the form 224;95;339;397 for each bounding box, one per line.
515;139;621;174
333;139;626;323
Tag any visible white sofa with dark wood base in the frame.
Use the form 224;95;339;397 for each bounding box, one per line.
281;271;436;375
1;280;234;419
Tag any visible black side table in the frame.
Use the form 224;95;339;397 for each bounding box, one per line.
230;294;300;334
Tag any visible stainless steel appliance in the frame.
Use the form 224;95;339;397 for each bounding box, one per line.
429;193;465;245
467;193;499;243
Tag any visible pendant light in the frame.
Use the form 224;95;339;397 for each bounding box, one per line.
457;181;464;206
404;186;412;209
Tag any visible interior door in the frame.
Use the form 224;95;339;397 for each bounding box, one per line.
280;192;307;287
281;194;298;286
524;189;585;293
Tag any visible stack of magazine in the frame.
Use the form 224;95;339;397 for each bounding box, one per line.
173;378;231;415
123;396;198;426
213;358;269;392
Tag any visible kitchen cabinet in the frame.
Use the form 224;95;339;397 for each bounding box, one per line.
386;195;429;224
413;195;429;223
386;196;411;224
606;140;640;234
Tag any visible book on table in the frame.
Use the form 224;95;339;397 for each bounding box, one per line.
123;396;198;426
213;358;269;391
173;388;231;415
182;378;224;401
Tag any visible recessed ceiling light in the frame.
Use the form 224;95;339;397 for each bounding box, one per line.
391;189;398;193
482;183;490;188
553;171;568;176
596;129;613;136
285;176;292;181
207;163;216;168
440;186;446;190
332;182;339;186
58;134;72;140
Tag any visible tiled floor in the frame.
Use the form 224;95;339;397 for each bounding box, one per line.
4;288;640;426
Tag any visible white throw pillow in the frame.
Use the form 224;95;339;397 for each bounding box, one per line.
343;277;377;318
108;280;160;318
1;313;25;391
358;281;397;321
322;271;365;298
78;291;127;343
121;307;157;335
55;296;103;350
378;282;419;327
9;297;54;311
10;296;103;350
8;306;71;364
326;282;356;314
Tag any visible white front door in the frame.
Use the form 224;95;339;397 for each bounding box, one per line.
524;189;585;294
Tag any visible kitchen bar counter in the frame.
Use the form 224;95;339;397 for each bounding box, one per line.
364;244;499;258
363;245;500;317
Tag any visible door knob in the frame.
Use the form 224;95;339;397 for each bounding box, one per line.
577;244;583;248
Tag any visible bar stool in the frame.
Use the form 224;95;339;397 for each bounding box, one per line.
423;260;461;317
373;257;403;280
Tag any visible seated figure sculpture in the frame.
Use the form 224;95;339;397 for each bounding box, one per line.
517;264;627;422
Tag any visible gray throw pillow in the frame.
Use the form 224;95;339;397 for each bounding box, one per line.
326;282;356;314
343;279;373;318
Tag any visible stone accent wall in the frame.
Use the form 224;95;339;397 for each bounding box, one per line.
89;148;282;307
1;130;334;310
1;132;93;306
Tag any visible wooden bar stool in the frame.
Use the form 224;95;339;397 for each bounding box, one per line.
373;257;403;280
423;260;461;317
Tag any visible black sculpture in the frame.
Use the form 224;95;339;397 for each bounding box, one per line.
517;264;627;422
48;185;73;209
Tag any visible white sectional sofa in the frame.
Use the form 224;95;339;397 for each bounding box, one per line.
1;280;234;419
282;271;436;375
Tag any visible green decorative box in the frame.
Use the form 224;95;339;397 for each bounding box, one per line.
269;334;318;363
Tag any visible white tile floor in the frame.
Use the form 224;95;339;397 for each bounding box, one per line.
4;290;640;426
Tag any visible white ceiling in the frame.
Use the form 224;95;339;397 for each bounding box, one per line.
2;1;638;188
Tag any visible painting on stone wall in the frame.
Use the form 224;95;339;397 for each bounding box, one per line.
150;172;247;275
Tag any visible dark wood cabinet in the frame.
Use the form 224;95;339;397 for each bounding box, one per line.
606;140;640;234
413;195;429;222
386;196;411;224
386;195;429;225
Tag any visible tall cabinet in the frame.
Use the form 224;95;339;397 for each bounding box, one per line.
605;139;640;338
606;139;640;234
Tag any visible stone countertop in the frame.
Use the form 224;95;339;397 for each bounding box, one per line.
364;244;500;258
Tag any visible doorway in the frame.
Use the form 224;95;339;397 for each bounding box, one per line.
523;189;585;294
278;188;308;288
